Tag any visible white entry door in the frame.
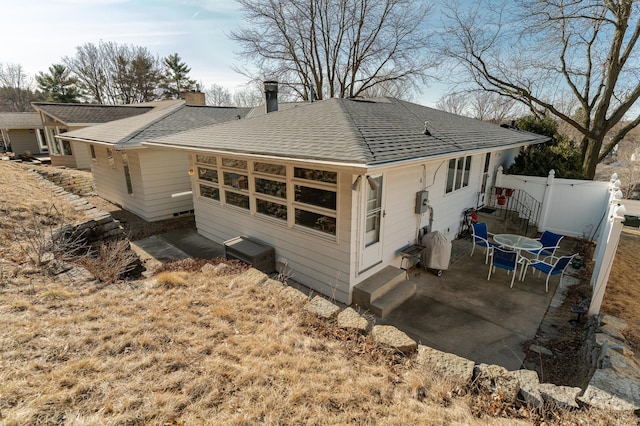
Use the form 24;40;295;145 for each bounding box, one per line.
360;175;384;271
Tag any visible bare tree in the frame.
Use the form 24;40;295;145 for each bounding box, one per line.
232;87;263;107
435;92;469;116
441;0;640;179
0;63;40;111
612;128;640;198
205;83;232;106
436;90;523;122
64;41;162;104
230;0;437;100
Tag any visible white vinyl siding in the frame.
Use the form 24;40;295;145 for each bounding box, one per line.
191;153;352;303
91;146;193;221
4;129;41;155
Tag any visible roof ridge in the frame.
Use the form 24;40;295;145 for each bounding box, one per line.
337;98;378;162
119;103;187;145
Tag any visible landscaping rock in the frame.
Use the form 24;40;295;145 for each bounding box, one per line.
473;363;520;403
600;314;628;331
337;307;369;333
600;323;627;341
415;345;474;386
280;285;309;305
371;325;417;354
236;268;268;285
304;296;340;320
578;368;640;411
538;383;581;409
512;369;543;408
529;344;553;357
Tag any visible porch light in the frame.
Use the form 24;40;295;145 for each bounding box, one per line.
366;175;378;190
351;175;362;191
188;169;194;176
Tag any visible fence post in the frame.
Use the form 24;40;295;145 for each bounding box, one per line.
537;169;555;231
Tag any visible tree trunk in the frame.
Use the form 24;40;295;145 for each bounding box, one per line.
582;136;603;180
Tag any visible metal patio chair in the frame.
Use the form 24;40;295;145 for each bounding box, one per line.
522;253;577;292
487;246;522;287
471;222;499;264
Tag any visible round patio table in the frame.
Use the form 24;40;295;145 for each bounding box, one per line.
493;234;542;252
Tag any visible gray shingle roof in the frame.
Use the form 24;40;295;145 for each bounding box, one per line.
0;112;42;129
59;104;252;148
146;97;549;165
31;102;153;126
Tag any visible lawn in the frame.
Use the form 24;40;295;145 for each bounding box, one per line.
0;161;636;425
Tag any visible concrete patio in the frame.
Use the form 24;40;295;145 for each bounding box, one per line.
380;236;581;370
132;227;582;371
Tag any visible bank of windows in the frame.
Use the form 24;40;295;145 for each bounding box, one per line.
195;155;337;237
446;155;472;194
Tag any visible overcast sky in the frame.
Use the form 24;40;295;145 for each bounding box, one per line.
1;0;448;105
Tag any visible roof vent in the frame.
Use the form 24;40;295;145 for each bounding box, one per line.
423;121;431;136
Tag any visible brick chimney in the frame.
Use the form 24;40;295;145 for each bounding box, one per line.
180;91;206;106
264;81;278;113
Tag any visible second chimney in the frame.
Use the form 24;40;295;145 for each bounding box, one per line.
264;81;278;113
180;91;206;106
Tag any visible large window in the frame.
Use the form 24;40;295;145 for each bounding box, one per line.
446;156;472;194
293;167;337;235
194;155;338;237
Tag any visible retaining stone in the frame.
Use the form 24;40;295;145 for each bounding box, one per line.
415;345;474;386
371;325;417;354
337;307;369;333
578;368;640;411
512;369;543;408
473;363;520;403
304;296;340;320
538;383;581;409
235;268;268;286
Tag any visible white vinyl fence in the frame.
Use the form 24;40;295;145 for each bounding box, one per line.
494;167;612;239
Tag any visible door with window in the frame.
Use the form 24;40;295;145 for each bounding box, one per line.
479;153;491;206
360;175;384;271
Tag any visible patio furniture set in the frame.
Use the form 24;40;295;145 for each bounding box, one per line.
471;223;576;292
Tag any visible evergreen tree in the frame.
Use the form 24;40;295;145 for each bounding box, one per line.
160;53;197;99
36;64;82;103
508;116;584;179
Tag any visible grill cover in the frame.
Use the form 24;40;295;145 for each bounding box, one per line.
421;231;451;271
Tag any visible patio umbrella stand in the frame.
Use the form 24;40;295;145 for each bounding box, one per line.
421;231;452;276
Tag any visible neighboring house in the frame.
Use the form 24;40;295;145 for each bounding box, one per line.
56;102;251;221
0;112;47;155
144;90;549;304
31;102;160;169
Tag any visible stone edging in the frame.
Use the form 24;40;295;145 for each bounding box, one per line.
229;266;639;413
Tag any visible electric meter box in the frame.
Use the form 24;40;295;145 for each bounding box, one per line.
415;190;429;214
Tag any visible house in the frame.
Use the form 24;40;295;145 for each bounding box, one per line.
143;86;549;305
55;101;251;221
0;112;47;156
31;102;160;169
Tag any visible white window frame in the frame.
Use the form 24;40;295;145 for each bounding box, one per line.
193;154;339;239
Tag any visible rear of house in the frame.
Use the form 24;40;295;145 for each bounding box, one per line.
146;95;548;304
58;102;251;221
31;102;154;169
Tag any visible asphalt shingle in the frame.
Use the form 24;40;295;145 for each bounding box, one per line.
59;103;252;148
31;102;154;126
0;112;42;129
146;97;549;165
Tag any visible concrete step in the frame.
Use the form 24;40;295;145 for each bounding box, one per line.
352;266;407;308
370;280;417;318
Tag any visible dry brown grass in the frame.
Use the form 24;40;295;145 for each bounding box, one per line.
1;161;638;424
602;227;640;356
